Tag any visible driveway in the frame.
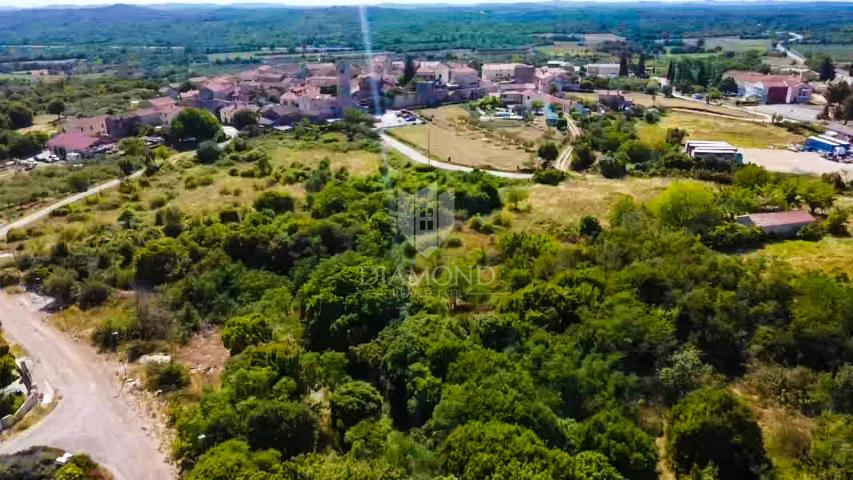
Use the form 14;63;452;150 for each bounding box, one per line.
0;293;175;480
380;133;533;180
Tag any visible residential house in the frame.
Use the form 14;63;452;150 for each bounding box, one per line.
481;63;519;82
260;104;301;126
736;210;816;237
415;61;450;84
724;71;813;104
46;132;108;158
64;115;112;137
449;66;479;89
585;63;621;78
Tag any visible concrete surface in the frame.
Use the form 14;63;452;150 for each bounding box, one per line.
742;148;853;177
0;292;175;480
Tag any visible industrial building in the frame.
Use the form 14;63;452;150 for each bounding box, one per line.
685;141;742;164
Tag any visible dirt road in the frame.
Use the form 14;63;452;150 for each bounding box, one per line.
0;293;175;480
0;169;144;241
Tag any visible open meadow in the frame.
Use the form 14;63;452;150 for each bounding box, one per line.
637;110;803;149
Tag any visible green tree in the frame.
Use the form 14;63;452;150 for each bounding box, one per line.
667;388;769;479
330;380;383;433
222;313;273;354
649;181;723;233
573;410;658;480
537;142;560;166
231;109;258;130
243;398;317;456
819;56;836;82
47;98;66;120
6;102;33;129
196;140;223;164
570;143;594;171
68;172;90;192
171;107;221;143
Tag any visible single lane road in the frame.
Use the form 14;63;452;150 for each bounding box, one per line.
0;292;175;480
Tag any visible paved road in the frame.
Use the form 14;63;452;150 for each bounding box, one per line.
380;133;533;180
0;293;175;480
0;169;144;241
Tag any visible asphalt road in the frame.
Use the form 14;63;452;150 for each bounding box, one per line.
0;293;175;480
380;133;533;180
0;169;144;241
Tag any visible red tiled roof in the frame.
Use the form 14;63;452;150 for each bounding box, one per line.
744;210;815;228
47;132;104;151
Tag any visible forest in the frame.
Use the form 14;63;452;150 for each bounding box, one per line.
0;4;851;52
0;112;850;479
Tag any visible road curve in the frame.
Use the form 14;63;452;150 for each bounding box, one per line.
0;293;175;480
380;133;533;180
0;169;144;241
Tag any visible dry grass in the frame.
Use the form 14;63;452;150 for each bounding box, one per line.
389;124;534;171
19;114;59;136
51;299;134;338
637;111;803;149
511;175;675;230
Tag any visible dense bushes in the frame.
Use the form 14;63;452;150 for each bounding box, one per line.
667;388;769;479
145;361;190;392
533;168;567;185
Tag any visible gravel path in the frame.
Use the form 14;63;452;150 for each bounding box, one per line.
0;292;175;480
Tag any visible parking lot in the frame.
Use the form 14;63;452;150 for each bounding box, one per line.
375;109;423;129
742;148;853;177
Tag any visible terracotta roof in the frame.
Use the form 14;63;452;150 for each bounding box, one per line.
724;70;805;87
47;133;104;151
742;210;815;228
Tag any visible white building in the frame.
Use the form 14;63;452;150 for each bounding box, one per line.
585;63;621;78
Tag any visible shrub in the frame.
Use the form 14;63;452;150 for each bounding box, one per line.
145;361;190;392
599;155;627;179
796;222;824;241
532;169;567;185
825;208;849;236
701;222;764;251
579;215;602;238
0;268;20;287
668;388;770;479
445;236;463;248
196;140;223;164
253;190;295;214
68;172;90;193
43;268;77;306
5;228;26;242
221;313;273;355
77;280;111;309
570;143;595;171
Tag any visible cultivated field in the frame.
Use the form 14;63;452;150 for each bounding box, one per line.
637;111;803;149
696;36;770;53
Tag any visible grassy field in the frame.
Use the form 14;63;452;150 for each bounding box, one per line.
637;110;803;149
749;237;853;278
3;136;384;251
19;114;59;136
699;36;770;53
507;175;676;230
793;44;853;62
